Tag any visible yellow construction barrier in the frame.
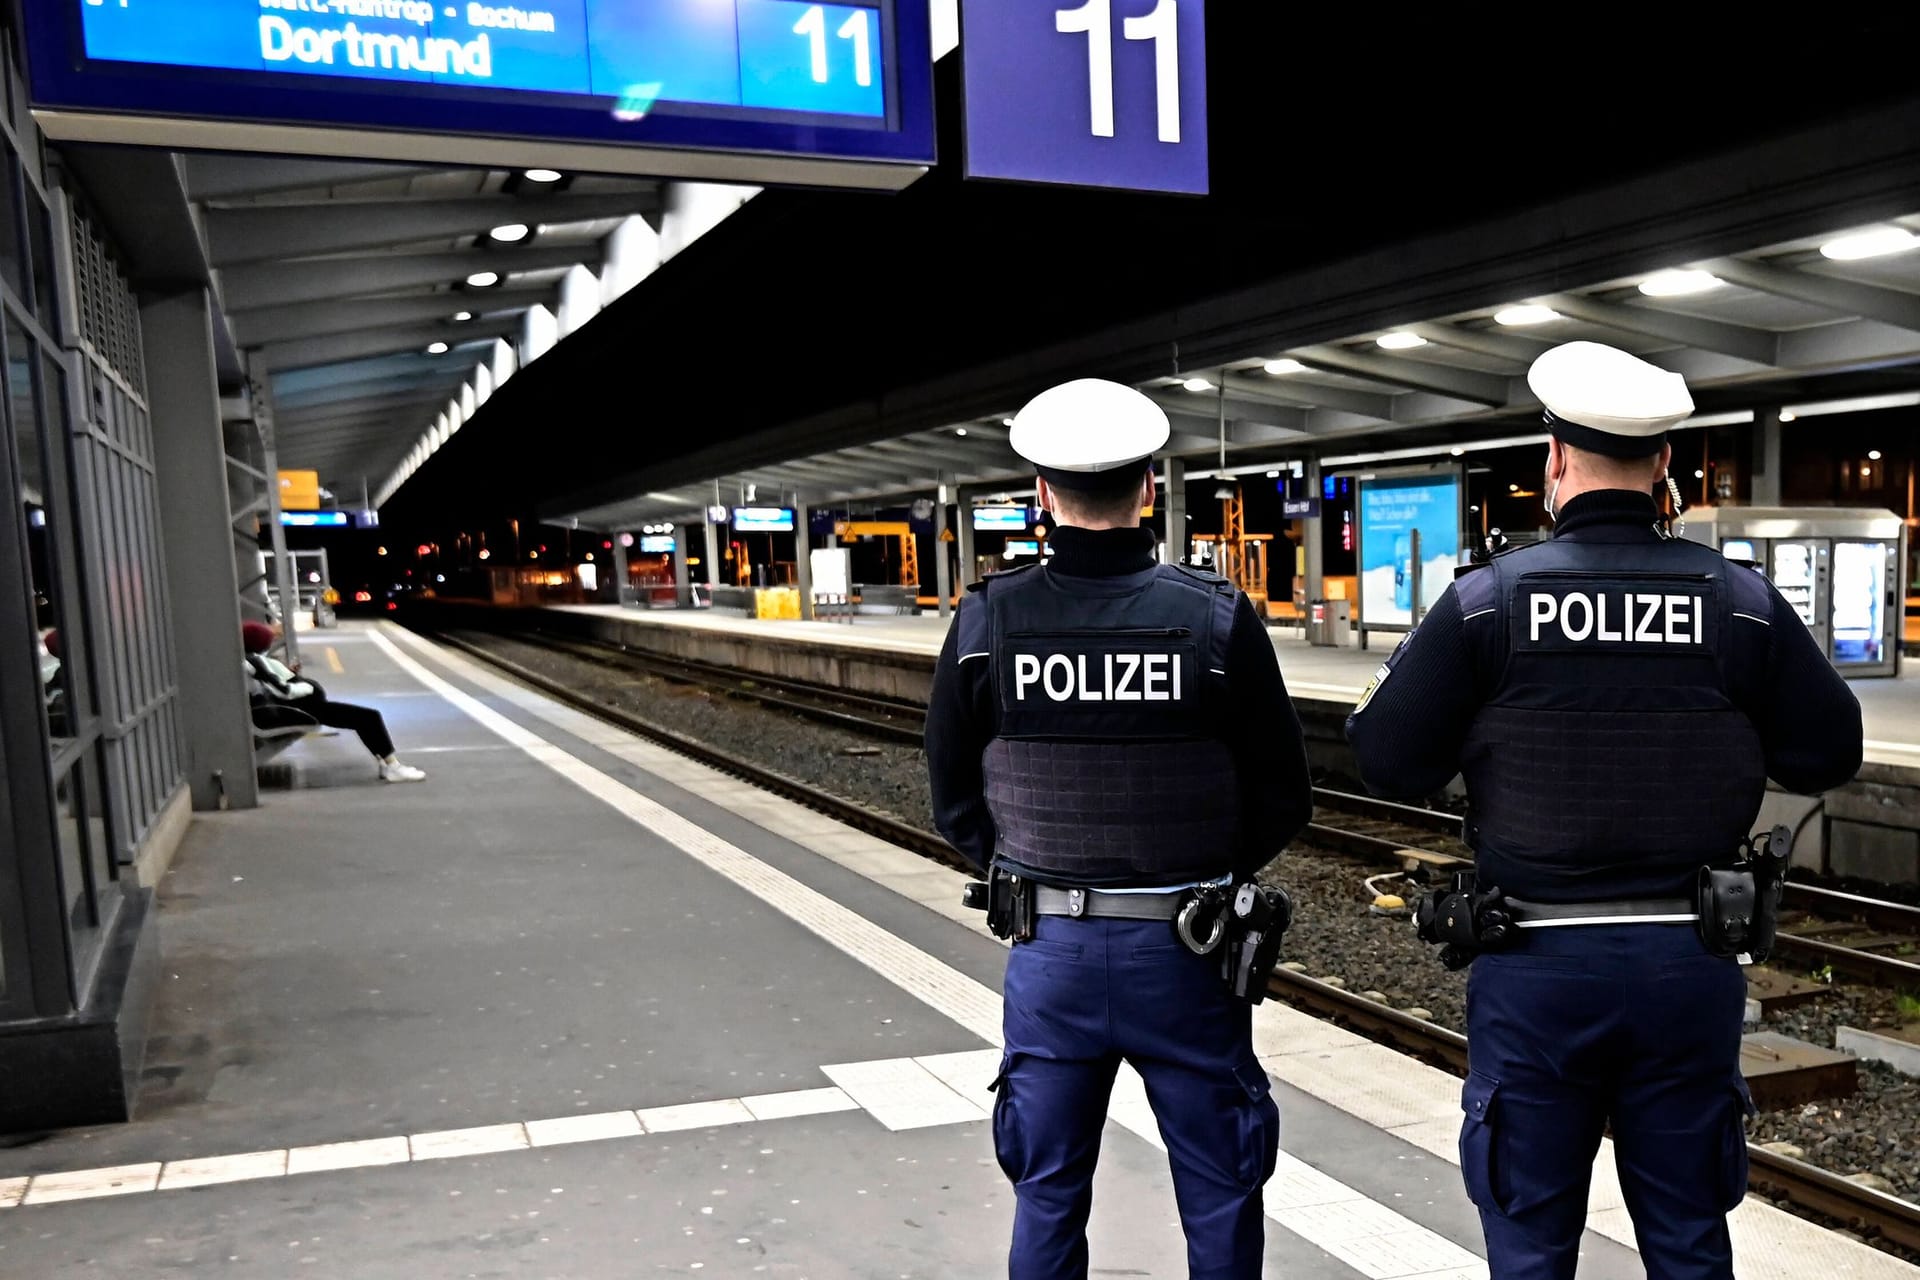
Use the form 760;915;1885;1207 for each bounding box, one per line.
754;587;801;620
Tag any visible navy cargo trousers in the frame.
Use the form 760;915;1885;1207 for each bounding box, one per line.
993;914;1280;1280
1463;923;1752;1280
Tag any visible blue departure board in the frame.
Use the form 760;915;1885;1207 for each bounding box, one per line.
23;0;933;186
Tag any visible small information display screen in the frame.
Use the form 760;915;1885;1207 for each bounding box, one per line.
970;504;1030;531
638;534;676;553
731;506;795;532
24;0;933;184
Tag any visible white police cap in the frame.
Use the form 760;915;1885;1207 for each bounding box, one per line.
1527;341;1694;458
1009;378;1171;491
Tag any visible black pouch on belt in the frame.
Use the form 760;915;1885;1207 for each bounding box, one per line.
1414;871;1514;970
1697;824;1792;961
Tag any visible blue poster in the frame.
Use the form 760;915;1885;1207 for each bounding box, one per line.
1357;472;1461;629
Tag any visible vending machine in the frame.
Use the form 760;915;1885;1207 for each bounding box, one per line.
1680;506;1905;677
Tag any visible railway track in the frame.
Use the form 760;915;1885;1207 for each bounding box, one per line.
432;624;1920;1255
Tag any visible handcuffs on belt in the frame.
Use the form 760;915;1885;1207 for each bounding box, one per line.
1173;880;1295;1004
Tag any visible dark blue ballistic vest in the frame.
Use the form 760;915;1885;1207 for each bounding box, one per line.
957;562;1241;887
1458;532;1773;899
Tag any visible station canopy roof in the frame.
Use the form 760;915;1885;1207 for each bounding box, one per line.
143;155;661;496
574;211;1920;529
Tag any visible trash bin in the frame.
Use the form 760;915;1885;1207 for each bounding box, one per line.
1307;599;1351;647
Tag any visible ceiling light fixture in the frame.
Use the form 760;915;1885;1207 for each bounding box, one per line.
489;222;531;243
1779;410;1798;422
955;427;968;436
1638;269;1723;297
426;341;449;354
1376;331;1426;350
523;168;563;183
1494;304;1558;326
1869;449;1883;460
1264;358;1306;375
465;270;501;288
1820;226;1920;261
1183;377;1215;392
1265;469;1280;478
453;310;473;322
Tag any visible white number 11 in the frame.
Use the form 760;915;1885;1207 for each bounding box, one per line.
793;6;874;88
1054;0;1181;143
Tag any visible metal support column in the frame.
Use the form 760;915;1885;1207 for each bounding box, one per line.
145;289;259;812
934;473;953;618
793;497;813;620
703;517;721;587
245;354;299;668
609;532;631;605
671;527;691;606
954;485;978;587
1160;456;1187;564
1751;408;1783;506
1304;458;1325;608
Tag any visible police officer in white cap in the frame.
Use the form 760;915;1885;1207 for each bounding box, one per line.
925;378;1313;1278
1347;341;1862;1278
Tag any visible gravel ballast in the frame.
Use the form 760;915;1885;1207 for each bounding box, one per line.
453;629;1920;1215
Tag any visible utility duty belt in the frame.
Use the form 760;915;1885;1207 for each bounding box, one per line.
962;869;1293;1004
1413;825;1794;968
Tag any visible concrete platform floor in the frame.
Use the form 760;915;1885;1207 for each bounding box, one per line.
0;623;1901;1279
559;604;1920;766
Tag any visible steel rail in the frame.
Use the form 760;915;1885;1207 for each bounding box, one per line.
435;626;1920;1254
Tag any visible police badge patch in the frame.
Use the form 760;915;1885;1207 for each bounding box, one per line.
1353;663;1391;714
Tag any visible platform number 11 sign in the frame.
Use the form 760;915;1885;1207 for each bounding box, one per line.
960;0;1208;194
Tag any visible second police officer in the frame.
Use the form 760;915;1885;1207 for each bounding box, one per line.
1347;341;1864;1279
925;378;1314;1279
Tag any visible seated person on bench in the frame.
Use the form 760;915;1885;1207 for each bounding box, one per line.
243;621;426;784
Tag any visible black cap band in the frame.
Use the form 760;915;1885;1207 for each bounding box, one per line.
1543;410;1668;459
1035;459;1152;494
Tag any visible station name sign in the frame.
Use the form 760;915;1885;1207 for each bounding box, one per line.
23;0;934;187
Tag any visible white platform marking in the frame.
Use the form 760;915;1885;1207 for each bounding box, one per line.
635;1098;757;1134
158;1150;288;1191
0;1176;26;1208
22;1163;160;1204
524;1111;644;1148
739;1086;861;1122
285;1136;411;1176
408;1123;529;1162
822;1057;988;1131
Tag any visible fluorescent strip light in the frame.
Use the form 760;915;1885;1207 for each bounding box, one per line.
1780;391;1920;419
1320;433;1551;467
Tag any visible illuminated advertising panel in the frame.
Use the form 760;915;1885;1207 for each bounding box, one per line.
1355;469;1462;632
24;0;934;186
638;534;676;553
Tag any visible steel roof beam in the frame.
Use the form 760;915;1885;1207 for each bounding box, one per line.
220;244;592;311
1703;255;1920;334
206;191;659;267
1542;292;1778;366
274;394;456;428
233;287;550;347
276;376;471;414
1221;371;1395;420
1390;389;1519;426
259;318;522;372
1288;345;1513;406
1777;317;1920;373
1404;322;1553;366
185;156;442;201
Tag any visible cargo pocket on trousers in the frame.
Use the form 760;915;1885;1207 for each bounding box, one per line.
1459;1071;1509;1215
1720;1075;1757;1212
990;1051;1025;1184
1232;1057;1280;1192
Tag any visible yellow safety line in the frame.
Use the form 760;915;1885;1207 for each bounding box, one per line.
325;647;344;674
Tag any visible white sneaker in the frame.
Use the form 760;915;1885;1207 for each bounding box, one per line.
379;759;426;783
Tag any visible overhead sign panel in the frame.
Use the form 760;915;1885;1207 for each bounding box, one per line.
24;0;935;187
959;0;1206;194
